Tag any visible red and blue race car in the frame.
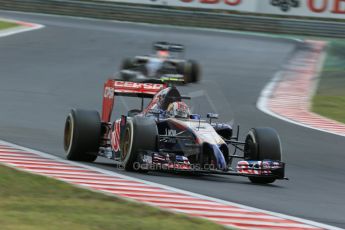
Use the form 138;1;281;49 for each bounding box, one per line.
64;78;286;184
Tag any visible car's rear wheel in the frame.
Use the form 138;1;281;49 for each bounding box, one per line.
121;58;134;70
64;109;100;162
121;117;158;171
244;127;282;184
178;60;200;83
120;70;138;81
189;60;201;83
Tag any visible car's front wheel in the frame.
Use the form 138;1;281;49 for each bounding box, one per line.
244;127;282;184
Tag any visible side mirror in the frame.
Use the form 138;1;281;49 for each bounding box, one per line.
207;113;219;123
190;114;201;120
207;113;219;119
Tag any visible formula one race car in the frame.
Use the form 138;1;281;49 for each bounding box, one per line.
64;78;286;184
119;42;200;84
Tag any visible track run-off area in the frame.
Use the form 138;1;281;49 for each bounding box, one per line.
0;11;344;229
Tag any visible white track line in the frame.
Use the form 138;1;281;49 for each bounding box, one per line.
171;210;283;219
152;203;253;212
0;17;44;37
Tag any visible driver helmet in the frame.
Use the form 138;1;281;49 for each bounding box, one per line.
156;50;169;59
167;101;190;119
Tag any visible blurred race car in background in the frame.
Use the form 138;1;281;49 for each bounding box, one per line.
64;78;286;184
119;42;200;84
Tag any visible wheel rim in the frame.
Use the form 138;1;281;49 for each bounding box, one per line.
244;136;254;160
64;115;73;152
122;126;131;160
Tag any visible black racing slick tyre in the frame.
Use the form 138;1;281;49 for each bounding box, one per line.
64;109;100;162
179;60;200;83
121;58;134;70
188;60;201;83
121;117;158;171
244;127;282;184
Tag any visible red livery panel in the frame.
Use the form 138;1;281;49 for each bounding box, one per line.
102;79;167;122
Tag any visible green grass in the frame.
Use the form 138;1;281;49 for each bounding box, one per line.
0;165;229;230
0;21;18;30
312;40;345;124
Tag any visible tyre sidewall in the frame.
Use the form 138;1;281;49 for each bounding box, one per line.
121;117;158;171
121;119;135;170
244;128;282;184
244;128;282;161
189;60;200;83
64;109;100;162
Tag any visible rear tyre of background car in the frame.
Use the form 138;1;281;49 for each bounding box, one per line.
244;127;282;184
121;58;135;70
179;60;200;83
121;117;158;171
64;109;100;162
189;60;200;83
120;70;137;81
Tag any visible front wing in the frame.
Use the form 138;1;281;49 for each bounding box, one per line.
137;152;286;180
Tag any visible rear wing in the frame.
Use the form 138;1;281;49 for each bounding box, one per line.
102;79;167;122
153;41;184;53
113;80;165;97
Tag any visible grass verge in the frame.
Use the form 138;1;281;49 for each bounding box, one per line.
312;40;345;124
0;165;228;230
0;20;19;30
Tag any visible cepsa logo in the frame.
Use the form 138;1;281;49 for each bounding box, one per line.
114;81;163;90
179;0;242;6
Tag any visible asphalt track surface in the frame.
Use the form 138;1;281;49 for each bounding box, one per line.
1;11;344;229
